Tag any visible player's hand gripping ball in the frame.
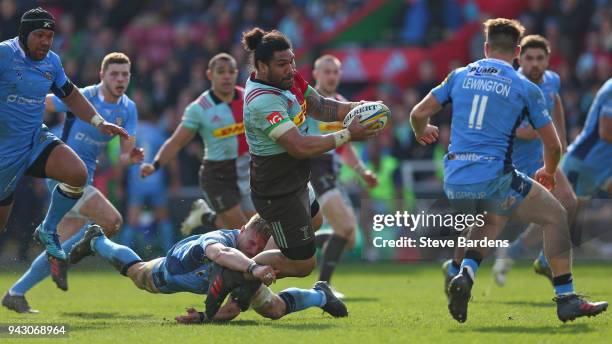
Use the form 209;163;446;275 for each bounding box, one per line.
343;102;391;131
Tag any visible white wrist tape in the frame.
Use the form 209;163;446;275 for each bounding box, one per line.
333;129;351;147
90;114;105;127
353;162;367;174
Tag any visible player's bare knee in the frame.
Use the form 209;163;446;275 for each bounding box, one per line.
101;213;123;236
334;224;355;240
543;203;567;228
266;307;285;320
64;165;88;187
294;257;316;277
559;192;577;217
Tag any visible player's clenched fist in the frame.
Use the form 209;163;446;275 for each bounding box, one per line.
252;265;276;285
140;163;156;178
534;167;556;191
415;124;439;145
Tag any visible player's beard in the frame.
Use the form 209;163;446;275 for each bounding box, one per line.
528;69;544;83
269;72;293;90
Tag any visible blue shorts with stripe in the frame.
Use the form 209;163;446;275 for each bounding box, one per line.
443;169;533;216
0;126;61;202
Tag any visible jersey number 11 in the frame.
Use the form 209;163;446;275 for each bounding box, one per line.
468;95;488;130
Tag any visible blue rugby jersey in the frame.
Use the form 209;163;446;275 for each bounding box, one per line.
431;58;551;185
127;121;167;188
158;230;240;294
567;78;612;168
512;70;560;176
51;84;137;183
0;37;69;165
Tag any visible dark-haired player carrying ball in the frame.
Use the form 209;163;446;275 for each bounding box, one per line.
203;28;380;317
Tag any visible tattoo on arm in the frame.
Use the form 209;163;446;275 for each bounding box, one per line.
306;90;341;122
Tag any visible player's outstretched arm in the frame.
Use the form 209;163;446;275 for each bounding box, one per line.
338;144;378;187
205;243;276;285
305;86;359;122
175;303;241;324
119;136;144;166
410;92;441;145
552;94;568;151
140;125;196;177
534;122;562;190
60;88;129;139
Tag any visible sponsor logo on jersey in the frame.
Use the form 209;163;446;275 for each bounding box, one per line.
467;66;499;76
211;115;221;123
116;117;123;126
44;71;52;80
266;112;283;125
213;122;245;138
6;94;44;105
292;102;307;127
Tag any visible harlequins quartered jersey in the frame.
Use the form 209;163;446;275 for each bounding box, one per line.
181;87;247;161
243;71;311;197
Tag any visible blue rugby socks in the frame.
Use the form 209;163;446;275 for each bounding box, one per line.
278;288;326;315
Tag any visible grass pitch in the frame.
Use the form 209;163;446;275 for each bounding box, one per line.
0;261;610;343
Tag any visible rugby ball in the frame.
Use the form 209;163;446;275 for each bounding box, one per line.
342;102;390;130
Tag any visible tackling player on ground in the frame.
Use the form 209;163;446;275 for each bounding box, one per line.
0;8;127;290
3;52;143;313
63;215;347;322
410;18;607;323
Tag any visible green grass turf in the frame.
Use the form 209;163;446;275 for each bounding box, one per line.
0;261;610;343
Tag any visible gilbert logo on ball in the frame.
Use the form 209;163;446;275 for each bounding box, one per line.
343;102;391;130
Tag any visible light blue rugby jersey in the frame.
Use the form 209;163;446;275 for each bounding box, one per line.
0;37;69;165
159;230;240;294
51;84;137;184
127;121;167;187
512;70;560;176
431;58;551;185
567;78;612;168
